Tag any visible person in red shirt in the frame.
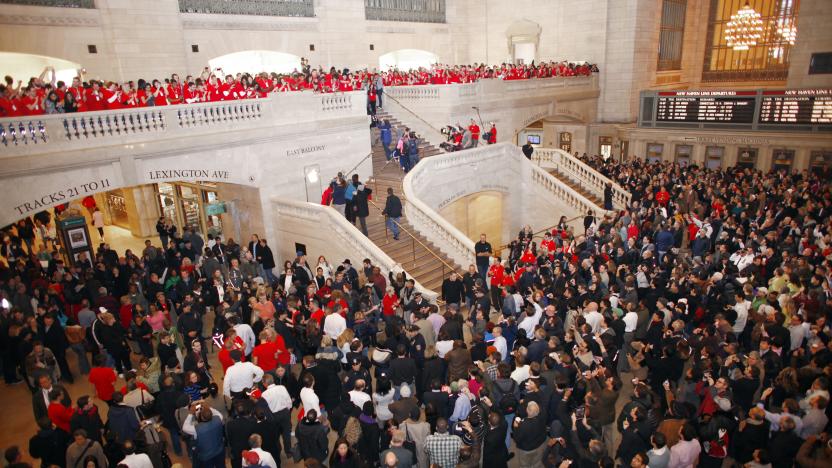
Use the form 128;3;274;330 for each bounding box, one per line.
47;389;73;433
252;330;279;373
656;186;670;207
19;86;44;115
88;354;117;402
218;331;246;373
468;119;480;147
166;75;184;105
381;288;400;316
487;123;497;144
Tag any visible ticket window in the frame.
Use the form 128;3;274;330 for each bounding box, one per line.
675;144;693;167
647;143;664;163
706;146;724;170
599;136;613;160
737;147;757;169
559;132;572;153
809;150;832;175
772;149;795;172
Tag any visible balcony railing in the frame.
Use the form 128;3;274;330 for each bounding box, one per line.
0;0;94;7
178;0;314;17
365;0;445;23
0;91;365;157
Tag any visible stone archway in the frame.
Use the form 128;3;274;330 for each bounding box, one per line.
0;52;81;85
208;50;303;75
506;19;542;64
378;49;438;71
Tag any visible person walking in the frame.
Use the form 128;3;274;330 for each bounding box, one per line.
382;187;402;240
353;182;372;236
91;207;105;241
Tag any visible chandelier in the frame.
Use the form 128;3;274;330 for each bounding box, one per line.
775;18;797;45
724;2;764;51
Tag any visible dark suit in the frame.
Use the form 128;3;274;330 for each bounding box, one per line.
422;390;450;419
226;416;258;468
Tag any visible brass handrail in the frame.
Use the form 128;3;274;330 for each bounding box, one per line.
383;93;447;137
338;150;373;179
368;197;462;277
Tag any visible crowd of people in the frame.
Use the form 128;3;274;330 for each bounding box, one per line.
0;59;597;117
1;143;831;468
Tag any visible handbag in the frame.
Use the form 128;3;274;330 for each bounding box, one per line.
137;389;158;420
402;423;418;460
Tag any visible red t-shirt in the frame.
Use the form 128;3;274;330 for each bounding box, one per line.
88;366;117;401
48;402;73;432
252;341;278;372
310;308;326;326
273;334;290;366
119;304;133;329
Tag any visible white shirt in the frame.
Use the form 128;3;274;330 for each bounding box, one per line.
182;408;224;437
733;300;750;333
584;310;603;334
323;313;347;340
119;453;153;468
234;324;256;355
349;389;372;410
669;439;701;468
436;340;454;358
518;302;543;338
493;335;508;362
244;447;278;468
223;361;264;397
510;364;530;384
92;210;104;228
300;387;320;418
261;384;293;413
623;312;638;332
123;388;154;409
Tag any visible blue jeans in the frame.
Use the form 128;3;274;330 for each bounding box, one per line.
504;413;514;448
387;217;400;239
70;343;90;374
383;141;392;160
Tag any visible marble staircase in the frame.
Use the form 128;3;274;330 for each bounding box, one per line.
360;109;463;293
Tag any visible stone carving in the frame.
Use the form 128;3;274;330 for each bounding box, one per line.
0;13;98;27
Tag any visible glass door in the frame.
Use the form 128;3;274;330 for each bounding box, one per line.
559;132;572;153
599;136;613;160
675;144;692;166
706;146;724;170
737;147;757;169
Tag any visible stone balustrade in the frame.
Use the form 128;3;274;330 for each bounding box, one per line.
384;75;599;149
529;166;603;220
533;147;630;210
272;197;437;300
0;91;366;157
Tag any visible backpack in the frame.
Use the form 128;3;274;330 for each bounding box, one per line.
498;380;519;414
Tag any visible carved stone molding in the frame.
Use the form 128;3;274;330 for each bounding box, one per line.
365;25;415;34
0;13;99;27
181;18;317;32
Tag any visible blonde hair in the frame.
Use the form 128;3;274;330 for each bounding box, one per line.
336;329;355;349
423;345;437;359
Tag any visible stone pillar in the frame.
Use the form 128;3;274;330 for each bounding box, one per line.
125;185;159;238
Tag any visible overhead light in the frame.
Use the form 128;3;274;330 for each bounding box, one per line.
724;2;763;51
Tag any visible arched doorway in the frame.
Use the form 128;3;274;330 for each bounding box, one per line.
0;52;81;85
208;50;302;75
438;191;505;247
378;49;438;71
506;19;541;65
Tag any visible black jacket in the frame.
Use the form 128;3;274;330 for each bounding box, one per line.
296;419;329;462
422;390;450;419
353;187;372;218
29;428;70;468
389;356;418;386
512;415;547;451
226;416;258;467
482;419;509;467
257;244;276;270
382;194;402;218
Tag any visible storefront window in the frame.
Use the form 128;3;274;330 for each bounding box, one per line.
599;136;613;160
737;147;758;168
703;0;801;82
154;182;225;236
647;143;664;163
105;189;129;228
771;148;794;172
706;146;724;169
559;132;572;153
675;144;693;166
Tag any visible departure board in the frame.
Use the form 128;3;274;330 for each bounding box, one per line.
656;91;756;123
640;89;832;131
759;89;832;125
